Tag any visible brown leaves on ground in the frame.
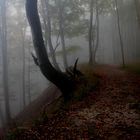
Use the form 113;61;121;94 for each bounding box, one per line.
8;65;140;140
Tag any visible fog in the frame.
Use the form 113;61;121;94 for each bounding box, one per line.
0;0;140;128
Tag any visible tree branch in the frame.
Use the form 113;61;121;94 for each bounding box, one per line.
31;52;39;66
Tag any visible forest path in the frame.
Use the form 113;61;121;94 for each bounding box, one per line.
65;65;140;139
35;65;140;139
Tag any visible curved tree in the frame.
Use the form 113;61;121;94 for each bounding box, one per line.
26;0;75;101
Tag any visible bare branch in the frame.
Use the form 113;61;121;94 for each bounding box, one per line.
73;58;79;74
31;52;39;66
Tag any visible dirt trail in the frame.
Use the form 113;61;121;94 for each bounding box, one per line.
68;65;140;139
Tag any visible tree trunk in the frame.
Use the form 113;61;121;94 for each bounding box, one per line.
0;105;5;128
26;0;75;101
57;0;68;69
93;0;99;64
89;0;94;64
40;0;48;50
27;45;31;103
115;0;125;67
0;0;11;123
41;0;60;70
20;27;26;108
0;105;6;140
134;0;140;27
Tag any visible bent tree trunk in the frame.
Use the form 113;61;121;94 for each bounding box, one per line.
26;0;75;100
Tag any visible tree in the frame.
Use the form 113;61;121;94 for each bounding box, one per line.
89;0;94;64
134;0;140;26
0;0;11;123
11;0;28;108
20;26;26;107
0;105;5;139
41;0;60;70
26;0;75;101
93;0;99;64
27;43;31;103
57;0;68;69
42;0;87;68
115;0;125;67
0;104;5;127
93;0;100;64
88;0;100;65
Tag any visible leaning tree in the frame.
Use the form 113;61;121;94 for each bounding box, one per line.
25;0;79;101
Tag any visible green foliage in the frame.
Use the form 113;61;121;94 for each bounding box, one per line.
47;0;88;38
42;0;115;39
97;0;115;15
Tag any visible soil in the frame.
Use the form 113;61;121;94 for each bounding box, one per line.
6;65;140;140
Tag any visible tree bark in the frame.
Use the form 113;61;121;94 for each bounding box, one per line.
0;0;11;123
20;27;26;108
26;0;75;101
41;0;60;70
0;105;5;127
93;0;99;64
57;0;68;69
134;0;140;27
89;0;94;64
27;44;31;103
115;0;125;67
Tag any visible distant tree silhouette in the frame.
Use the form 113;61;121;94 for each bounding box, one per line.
115;0;125;67
0;0;11;123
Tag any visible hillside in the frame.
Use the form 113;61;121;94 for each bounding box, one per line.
6;65;140;140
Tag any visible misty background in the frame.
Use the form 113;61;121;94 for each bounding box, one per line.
0;0;140;127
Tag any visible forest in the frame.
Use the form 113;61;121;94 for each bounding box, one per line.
0;0;140;139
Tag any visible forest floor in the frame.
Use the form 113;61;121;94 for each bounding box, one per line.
6;65;140;140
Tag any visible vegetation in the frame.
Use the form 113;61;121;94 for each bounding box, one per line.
6;64;98;139
6;65;140;140
0;0;140;139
